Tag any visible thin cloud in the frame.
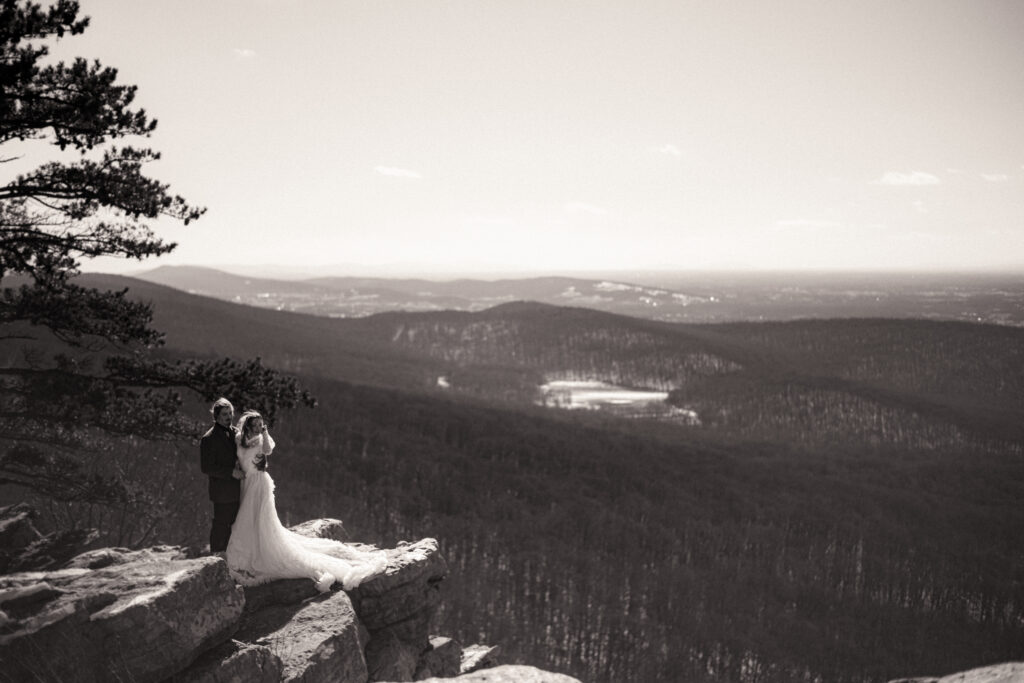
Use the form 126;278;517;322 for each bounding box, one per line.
233;48;257;59
981;174;1009;183
872;171;941;186
773;219;840;230
461;214;515;227
892;230;950;243
564;202;607;216
656;144;682;157
374;166;422;179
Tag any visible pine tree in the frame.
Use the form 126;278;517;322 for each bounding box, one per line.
0;1;314;518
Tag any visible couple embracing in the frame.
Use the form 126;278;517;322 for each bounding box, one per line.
200;398;386;592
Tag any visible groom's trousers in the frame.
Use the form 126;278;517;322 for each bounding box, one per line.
210;501;240;552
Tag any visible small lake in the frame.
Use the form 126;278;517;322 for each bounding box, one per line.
537;380;700;423
539;380;667;408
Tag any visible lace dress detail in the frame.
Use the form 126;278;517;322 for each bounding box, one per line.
225;432;387;591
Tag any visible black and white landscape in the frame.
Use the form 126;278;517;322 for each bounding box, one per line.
57;270;1024;683
4;1;1024;682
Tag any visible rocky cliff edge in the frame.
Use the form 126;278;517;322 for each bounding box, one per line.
0;507;579;683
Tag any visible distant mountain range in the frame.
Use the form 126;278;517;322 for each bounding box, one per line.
135;265;1024;325
76;272;1024;445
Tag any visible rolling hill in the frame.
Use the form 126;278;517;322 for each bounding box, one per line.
82;273;1024;448
16;273;1024;682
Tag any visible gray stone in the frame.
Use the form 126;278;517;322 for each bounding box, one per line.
365;628;421;682
237;588;370;683
0;548;243;682
347;538;447;681
65;544;187;569
350;538;446;639
414;664;582;683
461;644;501;674
415;636;463;680
170;639;283;683
242;577;321;613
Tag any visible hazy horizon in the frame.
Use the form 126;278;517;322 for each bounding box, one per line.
91;260;1024;284
46;1;1024;274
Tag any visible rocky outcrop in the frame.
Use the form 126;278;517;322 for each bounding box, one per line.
0;514;565;683
349;538;447;681
0;546;244;682
171;527;448;683
888;662;1024;683
235;589;370;683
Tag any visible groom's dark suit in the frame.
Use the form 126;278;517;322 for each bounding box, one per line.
200;423;239;552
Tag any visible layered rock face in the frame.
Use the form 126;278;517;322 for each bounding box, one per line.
5;506;1008;683
0;513;577;683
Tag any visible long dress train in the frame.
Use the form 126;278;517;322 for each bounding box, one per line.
226;431;387;592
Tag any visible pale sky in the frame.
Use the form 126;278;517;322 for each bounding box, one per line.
43;0;1024;274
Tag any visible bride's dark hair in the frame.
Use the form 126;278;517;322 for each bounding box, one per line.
236;410;264;447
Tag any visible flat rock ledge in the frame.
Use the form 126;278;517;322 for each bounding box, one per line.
888;662;1024;683
0;516;572;683
0;546;243;683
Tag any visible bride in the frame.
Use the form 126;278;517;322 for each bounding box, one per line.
226;410;387;591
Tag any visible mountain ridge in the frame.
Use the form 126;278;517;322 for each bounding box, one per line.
131;264;1024;325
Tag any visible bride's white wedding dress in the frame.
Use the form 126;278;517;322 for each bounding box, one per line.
226;431;387;592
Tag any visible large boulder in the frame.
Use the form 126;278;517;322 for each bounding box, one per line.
206;521;446;683
888;662;1024;683
350;538;447;635
170;639;283;683
235;589;370;683
238;523;447;683
0;546;243;682
348;538;447;681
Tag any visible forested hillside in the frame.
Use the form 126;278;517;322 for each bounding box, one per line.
38;275;1024;683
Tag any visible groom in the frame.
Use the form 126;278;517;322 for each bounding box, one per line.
200;398;242;556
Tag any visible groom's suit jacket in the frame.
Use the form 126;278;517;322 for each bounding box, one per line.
200;423;240;503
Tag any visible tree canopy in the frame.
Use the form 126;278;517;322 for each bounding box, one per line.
0;0;313;520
